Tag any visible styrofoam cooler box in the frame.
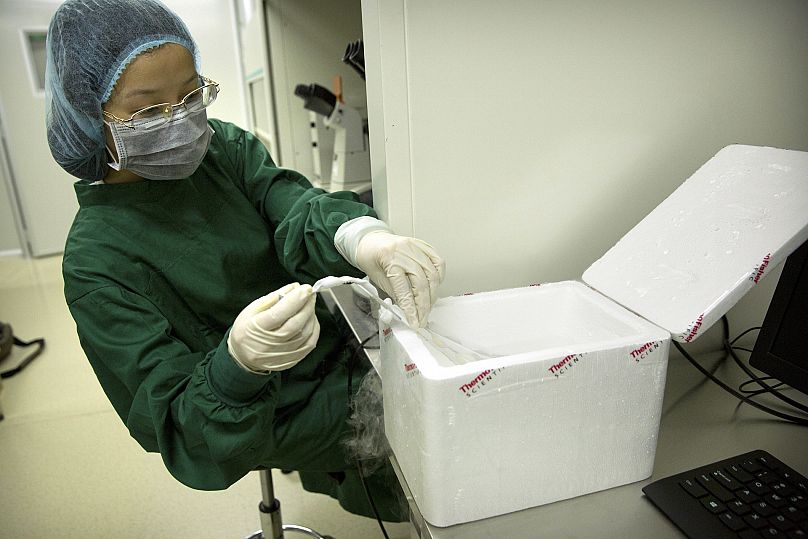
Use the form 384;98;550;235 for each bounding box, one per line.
379;145;808;527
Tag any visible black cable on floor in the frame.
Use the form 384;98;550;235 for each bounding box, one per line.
357;460;390;539
347;333;390;539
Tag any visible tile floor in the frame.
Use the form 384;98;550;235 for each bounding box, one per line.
0;255;410;538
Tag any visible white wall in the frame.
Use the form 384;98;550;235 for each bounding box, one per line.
166;0;248;129
363;0;808;348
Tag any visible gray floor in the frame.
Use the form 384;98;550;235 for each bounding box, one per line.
0;255;410;538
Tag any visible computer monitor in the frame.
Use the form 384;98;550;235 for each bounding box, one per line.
749;238;808;396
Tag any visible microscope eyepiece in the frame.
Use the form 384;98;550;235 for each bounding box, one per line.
294;83;337;117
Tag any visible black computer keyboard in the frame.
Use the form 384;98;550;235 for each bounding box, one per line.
643;450;808;538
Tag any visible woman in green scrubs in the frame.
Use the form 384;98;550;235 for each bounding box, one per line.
46;0;444;521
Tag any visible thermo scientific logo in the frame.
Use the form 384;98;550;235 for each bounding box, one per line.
403;362;419;379
548;353;582;377
684;313;705;343
750;253;771;284
458;368;504;398
630;341;661;362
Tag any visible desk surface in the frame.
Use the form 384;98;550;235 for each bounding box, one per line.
325;286;808;538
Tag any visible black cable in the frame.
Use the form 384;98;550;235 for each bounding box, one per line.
744;386;791;400
357;461;390;539
731;368;808;413
347;333;390;539
739;377;785;394
674;336;808;425
721;318;808;414
727;317;808;413
729;326;761;346
732;346;755;354
727;322;806;410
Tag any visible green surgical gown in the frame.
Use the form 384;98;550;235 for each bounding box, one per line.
62;119;405;521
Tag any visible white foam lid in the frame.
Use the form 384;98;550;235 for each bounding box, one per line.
582;145;808;343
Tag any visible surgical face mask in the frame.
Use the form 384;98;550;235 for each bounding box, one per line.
104;107;212;180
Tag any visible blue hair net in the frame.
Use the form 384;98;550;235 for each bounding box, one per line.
45;0;201;182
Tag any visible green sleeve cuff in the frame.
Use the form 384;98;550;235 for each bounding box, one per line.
206;335;275;406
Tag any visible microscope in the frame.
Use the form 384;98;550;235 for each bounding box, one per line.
294;83;370;194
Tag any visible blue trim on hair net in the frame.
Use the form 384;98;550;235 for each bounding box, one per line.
45;0;202;182
101;37;200;103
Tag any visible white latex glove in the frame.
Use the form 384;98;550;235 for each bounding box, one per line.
227;283;320;373
354;231;446;328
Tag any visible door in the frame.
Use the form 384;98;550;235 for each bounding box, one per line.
240;0;281;160
0;1;80;256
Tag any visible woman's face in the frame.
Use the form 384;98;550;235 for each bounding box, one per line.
102;43;198;180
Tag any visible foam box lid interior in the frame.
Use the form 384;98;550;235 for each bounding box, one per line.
583;145;808;343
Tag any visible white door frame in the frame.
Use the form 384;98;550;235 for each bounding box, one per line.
0;102;32;258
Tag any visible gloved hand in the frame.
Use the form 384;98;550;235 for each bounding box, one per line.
227;283;320;373
355;231;446;328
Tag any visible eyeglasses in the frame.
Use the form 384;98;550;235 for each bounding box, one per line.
103;75;220;130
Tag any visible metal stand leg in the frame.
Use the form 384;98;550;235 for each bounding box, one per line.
245;469;334;539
